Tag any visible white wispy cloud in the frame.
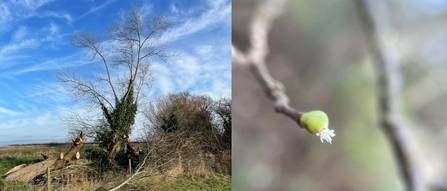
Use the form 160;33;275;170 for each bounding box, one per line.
50;22;59;35
196;45;213;55
152;63;174;95
14;99;38;113
11;0;56;11
139;2;153;15
35;112;52;125
0;0;71;28
0;107;22;116
76;0;118;20
17;82;71;104
170;3;178;14
144;0;231;99
0;82;10;89
12;26;28;41
0;26;65;73
0;21;72;74
39;12;73;22
0;39;40;57
0;3;11;25
159;0;231;44
42;21;63;43
151;48;231;99
3;53;92;77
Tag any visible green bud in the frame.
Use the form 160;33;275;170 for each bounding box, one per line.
300;110;335;144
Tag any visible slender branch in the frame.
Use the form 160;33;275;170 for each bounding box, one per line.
232;0;303;126
93;45;119;103
57;72;114;109
355;0;425;191
71;31;119;103
121;9;164;104
135;64;150;105
106;150;149;191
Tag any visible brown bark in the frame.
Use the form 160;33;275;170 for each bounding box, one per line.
2;132;86;183
1;164;28;178
109;142;121;158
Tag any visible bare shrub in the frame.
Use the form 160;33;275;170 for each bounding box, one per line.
140;92;231;176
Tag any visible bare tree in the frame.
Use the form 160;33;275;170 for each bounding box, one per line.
57;6;176;163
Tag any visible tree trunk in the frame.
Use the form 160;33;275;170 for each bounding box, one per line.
2;132;86;183
109;142;121;158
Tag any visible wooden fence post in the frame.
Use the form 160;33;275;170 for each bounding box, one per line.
128;159;132;174
47;167;51;191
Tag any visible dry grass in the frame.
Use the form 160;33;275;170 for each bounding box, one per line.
1;170;231;191
0;143;100;160
0;137;231;191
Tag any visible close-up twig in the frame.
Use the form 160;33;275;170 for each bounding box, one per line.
232;0;335;144
232;0;303;125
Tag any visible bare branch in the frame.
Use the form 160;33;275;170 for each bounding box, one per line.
56;70;114;109
135;63;152;105
71;31;119;102
108;7;175;104
355;0;426;191
61;109;105;139
232;0;303;126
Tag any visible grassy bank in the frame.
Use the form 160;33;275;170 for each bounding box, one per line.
0;157;42;176
0;144;231;191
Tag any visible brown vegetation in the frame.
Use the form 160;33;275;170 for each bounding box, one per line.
142;92;232;175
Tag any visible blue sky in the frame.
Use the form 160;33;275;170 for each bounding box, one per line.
0;0;231;146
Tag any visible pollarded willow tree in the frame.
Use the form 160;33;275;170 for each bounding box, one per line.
58;7;176;163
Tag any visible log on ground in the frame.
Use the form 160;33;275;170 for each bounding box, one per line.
2;132;86;183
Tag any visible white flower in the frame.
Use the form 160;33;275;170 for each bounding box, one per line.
315;127;336;144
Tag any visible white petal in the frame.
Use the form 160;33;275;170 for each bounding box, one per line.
316;127;335;144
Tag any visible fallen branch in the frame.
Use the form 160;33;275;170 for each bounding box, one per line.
1;164;28;178
105;134;167;191
41;154;49;160
2;132;86;183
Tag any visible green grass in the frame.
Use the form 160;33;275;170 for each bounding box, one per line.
0;157;42;176
0;157;41;191
156;175;232;191
0;179;37;191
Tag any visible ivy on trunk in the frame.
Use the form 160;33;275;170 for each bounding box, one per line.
98;85;137;163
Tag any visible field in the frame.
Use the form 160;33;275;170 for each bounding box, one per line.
0;143;231;191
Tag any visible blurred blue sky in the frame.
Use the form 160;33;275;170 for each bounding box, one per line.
0;0;231;145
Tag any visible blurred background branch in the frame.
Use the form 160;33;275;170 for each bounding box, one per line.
355;0;426;190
